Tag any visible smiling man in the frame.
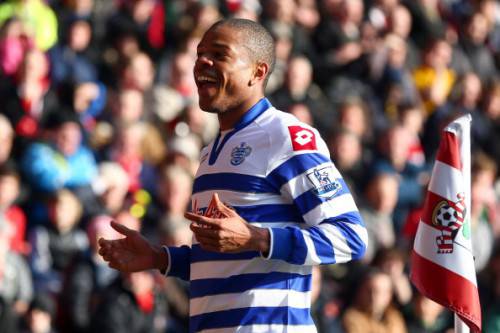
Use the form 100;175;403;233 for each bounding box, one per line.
99;18;367;333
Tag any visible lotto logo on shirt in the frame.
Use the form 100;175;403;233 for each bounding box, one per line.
288;126;317;151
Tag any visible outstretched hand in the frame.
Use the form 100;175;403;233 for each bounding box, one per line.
185;193;270;254
98;221;167;272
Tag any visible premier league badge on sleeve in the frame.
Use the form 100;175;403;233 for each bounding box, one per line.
230;142;252;166
306;166;342;199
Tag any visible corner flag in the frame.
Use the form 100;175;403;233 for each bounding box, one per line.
410;114;481;332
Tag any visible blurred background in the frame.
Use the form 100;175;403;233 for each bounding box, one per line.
0;0;499;332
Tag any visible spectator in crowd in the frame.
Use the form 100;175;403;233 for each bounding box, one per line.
29;189;88;294
342;268;407;333
21;293;57;333
0;164;27;254
269;54;333;137
0;223;33;318
48;19;98;85
478;80;500;167
328;128;366;199
0;0;58;51
470;153;496;271
372;248;413;307
0;114;14;165
480;245;500;332
58;215;120;333
457;11;498;84
359;173;399;262
403;293;453;333
0;49;59;157
372;124;427;232
0;16;34;77
21;112;98;194
413;38;456;116
89;270;168;333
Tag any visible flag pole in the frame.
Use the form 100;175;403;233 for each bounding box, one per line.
455;314;470;333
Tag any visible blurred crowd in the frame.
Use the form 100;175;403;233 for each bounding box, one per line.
0;0;499;332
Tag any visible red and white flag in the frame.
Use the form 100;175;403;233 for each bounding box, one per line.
410;114;481;332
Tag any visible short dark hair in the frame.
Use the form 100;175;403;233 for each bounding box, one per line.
209;18;276;87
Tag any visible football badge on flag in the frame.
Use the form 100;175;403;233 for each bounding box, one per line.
432;192;467;254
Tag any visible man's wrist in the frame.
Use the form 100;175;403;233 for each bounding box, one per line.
251;226;270;256
153;245;169;273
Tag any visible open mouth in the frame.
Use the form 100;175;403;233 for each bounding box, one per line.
195;74;218;95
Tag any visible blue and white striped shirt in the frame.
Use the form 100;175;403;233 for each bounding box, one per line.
165;98;367;333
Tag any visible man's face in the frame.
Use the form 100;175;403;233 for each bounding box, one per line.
193;25;255;114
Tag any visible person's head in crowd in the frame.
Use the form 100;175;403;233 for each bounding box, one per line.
422;38;452;70
166;134;202;175
114;210;141;232
65;0;94;16
158;164;193;216
0;164;21;211
294;0;320;31
114;88;144;125
464;11;490;46
94;162;130;215
87;215;119;254
328;128;362;171
0;16;33;76
157;212;192;247
264;0;297;25
67;19;92;52
378;124;412;170
125;0;157;25
482;80;500;120
339;0;364;26
187;0;222;35
410;293;448;329
230;0;262;21
0;115;14;164
388;4;412;39
285;55;313;97
113;122;145;161
17;48;49;83
169;49;197;97
288;103;313;125
364;172;399;214
471;153;497;220
48;189;83;234
24;292;56;333
121;52;154;92
337;97;371;141
352;268;394;317
50;113;83;157
454;72;482;109
184;100;219;144
397;103;425;136
385;33;407;69
115;32;141;60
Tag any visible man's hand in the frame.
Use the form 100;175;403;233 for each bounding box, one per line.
185;193;270;254
98;221;168;272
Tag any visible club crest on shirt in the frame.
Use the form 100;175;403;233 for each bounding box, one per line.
230;142;252;165
306;166;342;199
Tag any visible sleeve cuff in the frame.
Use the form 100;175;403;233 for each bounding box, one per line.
261;227;294;261
161;246;172;276
260;227;274;259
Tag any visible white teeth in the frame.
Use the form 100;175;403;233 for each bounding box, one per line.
197;75;217;83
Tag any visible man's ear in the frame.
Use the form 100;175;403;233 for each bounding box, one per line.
249;62;269;86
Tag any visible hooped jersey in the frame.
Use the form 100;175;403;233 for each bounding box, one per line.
165;98;367;333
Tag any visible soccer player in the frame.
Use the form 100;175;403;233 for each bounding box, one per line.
99;18;368;333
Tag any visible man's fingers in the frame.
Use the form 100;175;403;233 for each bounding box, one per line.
213;193;236;217
185;212;221;228
190;223;219;239
110;221;135;237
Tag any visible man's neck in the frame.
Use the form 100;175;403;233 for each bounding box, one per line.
218;94;265;130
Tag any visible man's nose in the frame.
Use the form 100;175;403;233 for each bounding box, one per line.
196;55;214;67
